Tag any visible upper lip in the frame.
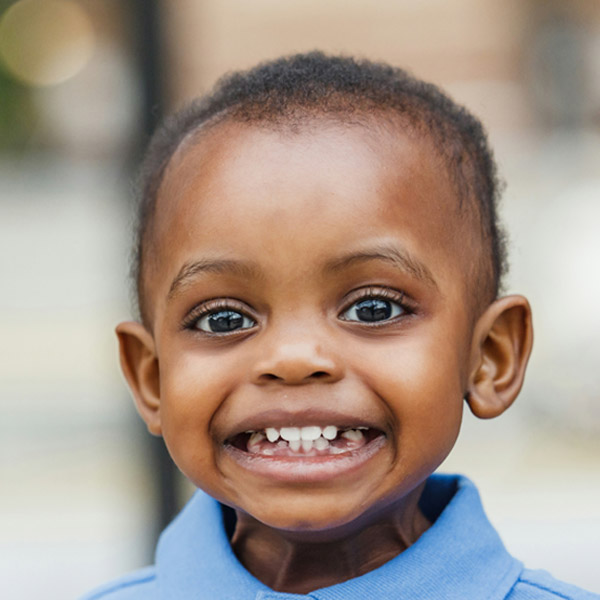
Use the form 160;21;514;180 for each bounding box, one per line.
224;408;384;440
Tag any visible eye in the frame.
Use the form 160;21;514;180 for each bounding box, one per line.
341;296;405;323
194;309;256;334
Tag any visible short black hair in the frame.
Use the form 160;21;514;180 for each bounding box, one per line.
134;51;507;323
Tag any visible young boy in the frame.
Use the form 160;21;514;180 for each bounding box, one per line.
82;53;598;599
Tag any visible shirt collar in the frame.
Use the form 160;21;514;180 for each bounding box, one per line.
155;474;522;600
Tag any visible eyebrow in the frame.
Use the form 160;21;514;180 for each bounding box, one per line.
167;258;261;300
325;244;439;289
168;244;437;301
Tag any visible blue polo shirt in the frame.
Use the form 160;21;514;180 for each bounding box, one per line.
81;474;599;599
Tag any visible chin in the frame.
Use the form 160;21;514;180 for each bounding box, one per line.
244;495;382;539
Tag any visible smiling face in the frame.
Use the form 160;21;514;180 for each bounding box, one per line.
127;118;485;534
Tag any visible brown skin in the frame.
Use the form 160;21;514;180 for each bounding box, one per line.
117;119;533;594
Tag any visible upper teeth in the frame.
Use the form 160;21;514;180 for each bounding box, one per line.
271;426;338;442
251;425;368;442
280;427;301;441
265;427;280;442
341;429;363;441
322;425;338;440
245;425;370;454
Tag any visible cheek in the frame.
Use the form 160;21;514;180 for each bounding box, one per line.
360;325;466;397
157;352;231;487
354;326;467;458
159;346;241;415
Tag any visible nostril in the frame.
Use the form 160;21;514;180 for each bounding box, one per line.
257;370;331;383
311;371;329;379
262;373;281;381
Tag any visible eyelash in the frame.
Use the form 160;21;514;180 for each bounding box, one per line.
181;298;258;336
182;287;414;335
338;287;414;325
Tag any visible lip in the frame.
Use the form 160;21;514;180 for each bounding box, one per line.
223;433;387;483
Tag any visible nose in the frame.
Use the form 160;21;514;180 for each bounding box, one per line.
251;327;344;385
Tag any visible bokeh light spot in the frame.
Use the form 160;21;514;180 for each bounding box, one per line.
0;0;95;86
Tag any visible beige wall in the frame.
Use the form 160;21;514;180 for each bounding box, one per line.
162;0;526;102
160;0;600;145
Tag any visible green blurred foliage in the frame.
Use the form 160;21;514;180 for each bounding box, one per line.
0;0;36;154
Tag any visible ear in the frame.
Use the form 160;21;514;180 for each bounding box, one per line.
466;295;533;419
116;321;162;435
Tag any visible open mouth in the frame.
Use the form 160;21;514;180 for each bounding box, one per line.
227;425;384;458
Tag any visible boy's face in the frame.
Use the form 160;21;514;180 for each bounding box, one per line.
139;119;481;535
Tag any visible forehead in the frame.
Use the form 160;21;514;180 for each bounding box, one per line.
147;119;476;318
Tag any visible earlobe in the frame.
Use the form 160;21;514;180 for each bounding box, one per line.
116;321;162;435
466;295;533;419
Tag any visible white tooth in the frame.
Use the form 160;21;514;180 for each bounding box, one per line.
262;447;274;456
301;426;321;440
289;439;301;451
248;432;265;447
322;425;338;440
301;439;313;452
357;426;368;430
314;436;330;451
265;427;280;442
280;427;300;441
341;429;364;442
330;445;346;454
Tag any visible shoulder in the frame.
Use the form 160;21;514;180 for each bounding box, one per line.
78;566;158;600
506;569;600;600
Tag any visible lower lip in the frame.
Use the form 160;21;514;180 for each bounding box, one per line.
223;435;387;483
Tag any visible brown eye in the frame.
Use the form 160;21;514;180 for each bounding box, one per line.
196;310;255;333
341;298;404;323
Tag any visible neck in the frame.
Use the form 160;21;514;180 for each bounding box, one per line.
231;485;430;594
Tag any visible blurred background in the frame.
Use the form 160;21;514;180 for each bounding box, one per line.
0;0;599;598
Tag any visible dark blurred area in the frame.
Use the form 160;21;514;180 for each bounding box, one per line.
0;1;598;597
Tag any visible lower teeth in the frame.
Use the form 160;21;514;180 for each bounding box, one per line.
314;437;329;451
